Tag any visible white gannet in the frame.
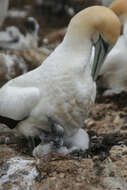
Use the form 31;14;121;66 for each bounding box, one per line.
97;0;127;95
0;17;39;50
0;6;120;155
0;0;9;26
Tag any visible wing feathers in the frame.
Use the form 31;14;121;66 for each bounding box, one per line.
0;86;40;120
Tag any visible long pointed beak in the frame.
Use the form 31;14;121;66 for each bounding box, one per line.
91;35;111;81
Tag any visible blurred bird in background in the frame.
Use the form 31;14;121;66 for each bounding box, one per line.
97;0;127;96
0;0;9;27
0;17;39;50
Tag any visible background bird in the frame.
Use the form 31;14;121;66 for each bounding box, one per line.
0;48;48;88
0;17;39;50
0;0;9;27
97;0;127;96
0;6;120;156
0;53;27;87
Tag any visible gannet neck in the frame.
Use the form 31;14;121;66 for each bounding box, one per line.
63;6;120;48
64;39;92;74
62;20;92;68
50;38;92;73
63;32;92;55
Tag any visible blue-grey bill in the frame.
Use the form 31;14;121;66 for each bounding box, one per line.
92;35;111;81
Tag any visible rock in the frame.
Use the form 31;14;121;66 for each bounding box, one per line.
100;145;127;190
0;156;38;190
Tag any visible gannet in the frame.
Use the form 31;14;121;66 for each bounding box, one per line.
0;6;120;155
0;17;39;50
0;0;9;26
97;0;127;95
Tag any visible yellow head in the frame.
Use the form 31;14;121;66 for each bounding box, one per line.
110;0;127;23
64;6;120;80
65;6;120;46
110;0;127;16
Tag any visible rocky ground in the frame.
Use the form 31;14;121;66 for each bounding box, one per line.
0;1;127;190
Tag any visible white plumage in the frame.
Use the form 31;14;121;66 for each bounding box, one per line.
0;42;95;136
0;6;120;155
98;29;127;95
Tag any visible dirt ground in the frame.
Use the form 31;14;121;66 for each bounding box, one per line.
0;1;127;190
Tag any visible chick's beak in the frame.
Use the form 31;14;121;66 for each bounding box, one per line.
92;35;111;81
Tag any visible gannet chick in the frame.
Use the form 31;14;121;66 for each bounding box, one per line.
0;6;120;156
0;17;39;50
24;17;39;48
97;0;127;96
33;118;68;156
0;0;9;26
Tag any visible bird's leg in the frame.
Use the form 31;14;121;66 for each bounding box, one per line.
33;122;68;157
47;117;64;148
27;136;36;153
52;124;64;149
64;128;89;155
